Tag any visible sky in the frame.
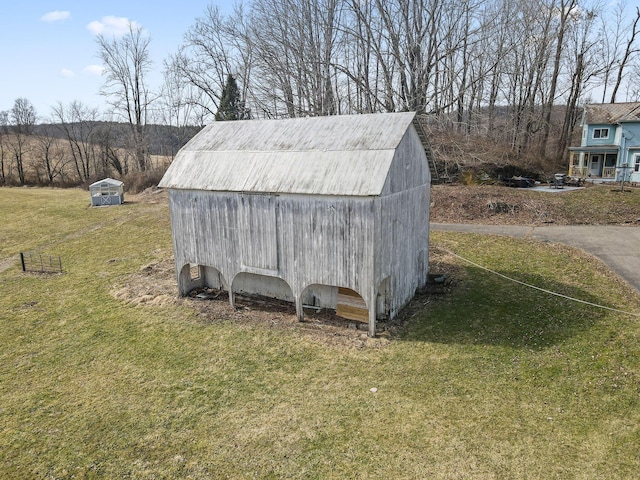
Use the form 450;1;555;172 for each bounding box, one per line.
0;1;234;121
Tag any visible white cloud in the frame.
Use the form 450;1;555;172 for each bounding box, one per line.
41;11;70;22
84;65;105;76
60;69;75;78
86;16;140;36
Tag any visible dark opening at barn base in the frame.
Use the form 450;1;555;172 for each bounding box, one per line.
186;286;385;334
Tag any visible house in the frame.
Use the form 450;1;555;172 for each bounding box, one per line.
568;102;640;183
158;112;433;336
89;178;124;206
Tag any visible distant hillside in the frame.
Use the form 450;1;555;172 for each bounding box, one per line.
32;122;202;157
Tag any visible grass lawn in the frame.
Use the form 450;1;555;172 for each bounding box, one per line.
1;187;640;479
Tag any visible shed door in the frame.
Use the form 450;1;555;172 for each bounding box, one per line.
240;194;278;270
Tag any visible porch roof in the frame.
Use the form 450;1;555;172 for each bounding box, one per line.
568;145;619;153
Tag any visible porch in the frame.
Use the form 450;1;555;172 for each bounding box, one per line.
568;147;619;179
568;165;617;179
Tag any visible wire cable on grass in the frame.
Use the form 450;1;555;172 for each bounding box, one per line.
435;246;640;318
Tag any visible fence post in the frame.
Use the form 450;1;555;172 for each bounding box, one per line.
20;252;25;272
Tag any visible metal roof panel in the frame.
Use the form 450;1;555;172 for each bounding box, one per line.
159;150;394;196
89;177;123;187
159;112;417;196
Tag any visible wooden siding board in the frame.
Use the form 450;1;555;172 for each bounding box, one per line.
169;190;379;305
169;184;428;321
276;195;376;300
336;304;369;322
336;287;368;321
377;185;430;318
239;194;278;270
382;125;431;195
337;288;368;308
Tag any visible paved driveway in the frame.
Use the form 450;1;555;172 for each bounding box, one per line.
431;223;640;293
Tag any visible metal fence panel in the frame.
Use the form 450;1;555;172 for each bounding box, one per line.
20;252;63;273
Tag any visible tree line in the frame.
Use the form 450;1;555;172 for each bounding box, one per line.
0;98;198;186
2;0;639;186
169;0;639;158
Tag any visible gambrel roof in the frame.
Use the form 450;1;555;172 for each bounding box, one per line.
158;112;424;196
584;102;640;125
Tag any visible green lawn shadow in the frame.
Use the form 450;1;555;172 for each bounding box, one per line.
400;265;614;349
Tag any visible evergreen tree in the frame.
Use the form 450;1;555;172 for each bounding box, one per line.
215;74;247;121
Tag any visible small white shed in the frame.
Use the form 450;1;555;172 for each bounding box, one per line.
89;178;124;206
159;112;432;336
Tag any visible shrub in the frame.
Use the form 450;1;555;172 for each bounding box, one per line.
122;169;166;194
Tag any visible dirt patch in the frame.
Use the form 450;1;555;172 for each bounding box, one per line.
430;184;640;225
110;246;463;348
111;254;177;308
0;256;17;274
196;291;391;349
109;258;384;348
430;184;560;225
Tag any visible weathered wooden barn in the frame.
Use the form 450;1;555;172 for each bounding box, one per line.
158;112;432;336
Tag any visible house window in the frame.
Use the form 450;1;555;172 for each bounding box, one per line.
635;155;640;173
593;128;609;139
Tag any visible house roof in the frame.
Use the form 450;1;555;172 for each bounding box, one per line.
89;178;123;188
158;112;421;196
584;102;640;125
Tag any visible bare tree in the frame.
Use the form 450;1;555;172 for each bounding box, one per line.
51;101;101;181
155;63;207;158
246;0;379;117
0;110;8;184
340;0;381;113
160;54;215;129
598;2;626;103
7;98;37;185
610;7;640;103
97;22;153;171
250;0;312;117
34;125;67;184
557;6;601;159
167;4;253;121
482;0;519;137
93;123;126;177
538;0;579;157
